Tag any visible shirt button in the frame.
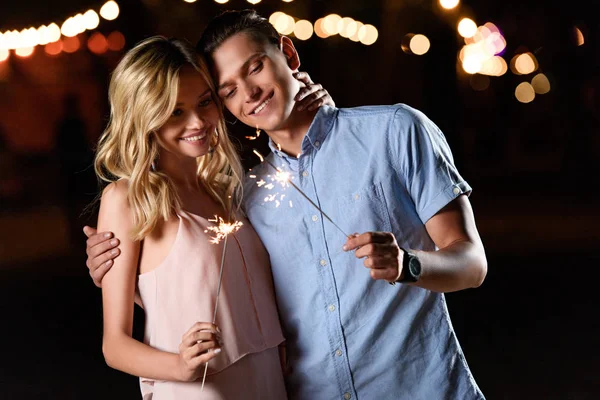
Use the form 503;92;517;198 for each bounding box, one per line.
335;349;343;357
328;304;336;312
302;170;309;177
312;215;318;222
453;187;461;195
344;393;352;400
320;259;327;266
354;194;360;200
315;141;320;147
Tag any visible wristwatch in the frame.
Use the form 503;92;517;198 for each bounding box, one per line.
390;248;421;285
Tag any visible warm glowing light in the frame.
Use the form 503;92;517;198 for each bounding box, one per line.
269;12;285;26
63;36;80;53
512;52;538;75
184;0;197;2
15;46;34;58
3;30;20;50
61;17;78;37
247;0;261;4
214;0;229;3
100;1;120;21
37;26;50;45
294;20;313;41
359;24;378;45
274;14;294;35
47;23;61;43
574;27;584;46
337;17;355;38
323;14;342;36
20;28;40;48
88;32;108;54
439;0;460;10
314;18;329;39
410;34;430;55
349;21;363;42
45;40;63;56
531;73;550;94
282;0;293;2
462;56;483;74
0;48;9;62
515;82;535;103
458;18;477;38
245;127;261;140
107;31;126;51
204;216;243;244
83;10;100;30
479;56;507;76
253;149;264;162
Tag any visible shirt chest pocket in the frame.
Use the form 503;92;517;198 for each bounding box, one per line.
335;181;392;235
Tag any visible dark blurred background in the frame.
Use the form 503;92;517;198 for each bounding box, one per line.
1;0;598;399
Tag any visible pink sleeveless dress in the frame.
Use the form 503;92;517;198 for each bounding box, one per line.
136;210;287;399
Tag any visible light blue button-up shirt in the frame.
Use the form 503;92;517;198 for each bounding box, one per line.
243;104;484;400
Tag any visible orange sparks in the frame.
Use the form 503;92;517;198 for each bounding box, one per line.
204;216;243;244
253;149;264;162
245;127;261;140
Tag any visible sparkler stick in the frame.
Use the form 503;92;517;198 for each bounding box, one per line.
253;149;350;238
200;204;243;391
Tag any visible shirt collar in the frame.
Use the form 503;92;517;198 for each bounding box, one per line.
267;106;338;160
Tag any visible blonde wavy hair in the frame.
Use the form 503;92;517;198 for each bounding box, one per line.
94;36;244;241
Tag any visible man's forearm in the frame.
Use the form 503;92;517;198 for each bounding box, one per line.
410;240;487;293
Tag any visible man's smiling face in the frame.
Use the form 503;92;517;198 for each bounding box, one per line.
212;32;301;134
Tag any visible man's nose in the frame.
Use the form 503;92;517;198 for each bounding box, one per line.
244;84;262;103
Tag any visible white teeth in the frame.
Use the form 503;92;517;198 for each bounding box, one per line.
253;96;271;114
182;134;206;142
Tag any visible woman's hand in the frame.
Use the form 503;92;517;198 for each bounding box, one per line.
293;71;335;111
177;322;222;382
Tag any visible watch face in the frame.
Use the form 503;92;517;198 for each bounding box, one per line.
409;256;421;278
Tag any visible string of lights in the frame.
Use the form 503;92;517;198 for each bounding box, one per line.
0;1;121;61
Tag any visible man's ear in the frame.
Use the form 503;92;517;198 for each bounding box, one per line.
280;36;301;70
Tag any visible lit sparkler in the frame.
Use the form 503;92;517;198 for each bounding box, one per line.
204;216;243;245
200;209;243;391
252;149;350;238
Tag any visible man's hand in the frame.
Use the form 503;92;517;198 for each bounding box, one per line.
83;226;121;287
343;232;405;283
293;71;335;111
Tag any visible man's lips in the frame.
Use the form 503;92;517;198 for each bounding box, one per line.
249;91;274;116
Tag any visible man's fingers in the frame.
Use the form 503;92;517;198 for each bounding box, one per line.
82;226;97;238
344;232;394;251
85;231;115;252
90;247;120;271
369;267;397;281
88;237;120;259
292;71;313;85
362;256;392;269
298;90;326;111
295;83;323;101
90;260;113;288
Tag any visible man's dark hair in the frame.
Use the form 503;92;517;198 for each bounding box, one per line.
197;9;281;60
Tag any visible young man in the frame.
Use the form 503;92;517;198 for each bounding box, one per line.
86;10;487;399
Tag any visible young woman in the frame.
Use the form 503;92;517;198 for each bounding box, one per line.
95;36;332;399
